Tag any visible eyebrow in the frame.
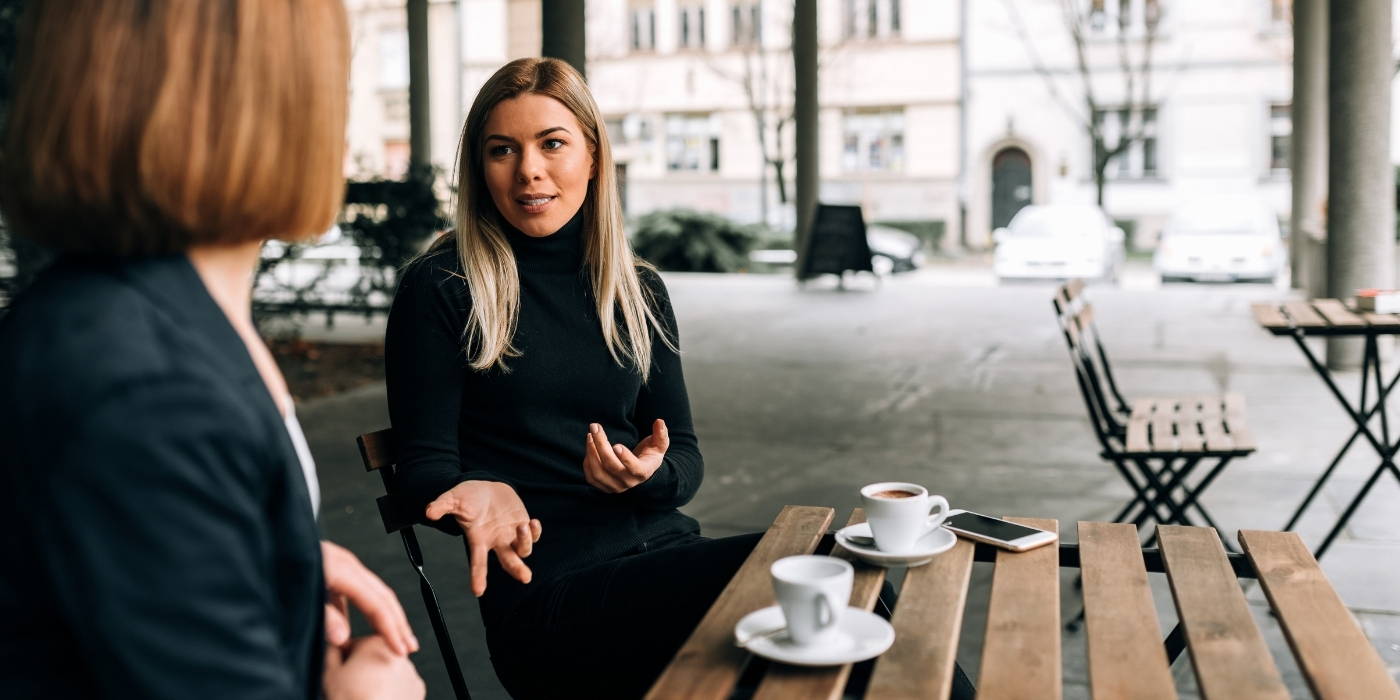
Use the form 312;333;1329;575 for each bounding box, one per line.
484;126;572;142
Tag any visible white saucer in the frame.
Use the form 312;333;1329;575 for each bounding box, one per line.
835;522;957;567
734;605;895;667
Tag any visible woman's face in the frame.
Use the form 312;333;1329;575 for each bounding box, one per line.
481;93;595;238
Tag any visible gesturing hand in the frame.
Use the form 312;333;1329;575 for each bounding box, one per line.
583;419;669;493
425;481;541;597
322;541;419;655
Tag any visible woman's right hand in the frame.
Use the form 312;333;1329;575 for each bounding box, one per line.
425;481;541;596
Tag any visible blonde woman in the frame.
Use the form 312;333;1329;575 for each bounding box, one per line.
384;58;760;698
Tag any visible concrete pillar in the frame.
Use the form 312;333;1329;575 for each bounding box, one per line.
541;0;586;79
1326;0;1394;369
1290;0;1327;297
408;0;431;170
793;0;819;279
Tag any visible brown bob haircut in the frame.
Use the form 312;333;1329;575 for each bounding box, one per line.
0;0;350;256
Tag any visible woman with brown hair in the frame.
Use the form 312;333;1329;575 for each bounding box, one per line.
0;0;423;698
385;58;760;698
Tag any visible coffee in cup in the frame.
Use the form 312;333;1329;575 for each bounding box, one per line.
770;555;853;647
859;482;950;553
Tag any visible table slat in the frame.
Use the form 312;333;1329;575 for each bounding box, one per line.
646;506;835;700
976;518;1061;700
1239;530;1400;700
1079;522;1176;700
1363;312;1400;328
1158;525;1290;700
1313;299;1367;327
864;537;976;700
752;510;887;700
1178;399;1206;452
1202;416;1232;452
1252;302;1292;330
1282;300;1328;328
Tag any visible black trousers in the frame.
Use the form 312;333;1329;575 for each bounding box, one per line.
486;533;975;700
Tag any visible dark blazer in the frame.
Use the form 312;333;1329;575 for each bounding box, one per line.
0;254;324;699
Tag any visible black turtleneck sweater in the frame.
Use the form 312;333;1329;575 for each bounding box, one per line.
384;212;703;625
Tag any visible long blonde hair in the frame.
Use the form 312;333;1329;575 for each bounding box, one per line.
449;58;671;378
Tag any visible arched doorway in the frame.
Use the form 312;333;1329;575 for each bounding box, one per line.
991;147;1033;229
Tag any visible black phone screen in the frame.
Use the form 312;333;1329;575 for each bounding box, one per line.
946;512;1046;542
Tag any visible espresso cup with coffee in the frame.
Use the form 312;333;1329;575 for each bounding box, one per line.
770;555;853;647
859;482;950;553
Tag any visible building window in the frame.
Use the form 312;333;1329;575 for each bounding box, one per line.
631;5;656;51
605;118;627;145
842;0;900;41
680;5;705;49
1091;0;1161;36
379;28;409;90
732;3;760;47
1269;103;1291;174
1092;106;1158;180
666;114;721;172
842;108;905;172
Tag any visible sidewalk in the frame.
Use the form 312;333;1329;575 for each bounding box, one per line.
303;263;1400;699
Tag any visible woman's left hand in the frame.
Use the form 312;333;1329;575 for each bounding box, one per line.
322;541;419;656
583;419;669;493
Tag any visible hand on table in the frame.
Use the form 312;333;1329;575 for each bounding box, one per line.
426;481;541;596
323;635;425;700
583;419;669;493
322;541;418;655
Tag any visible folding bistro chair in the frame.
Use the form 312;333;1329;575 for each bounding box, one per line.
356;428;473;700
1052;281;1256;550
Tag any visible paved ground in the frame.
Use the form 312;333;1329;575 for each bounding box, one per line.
303;262;1400;699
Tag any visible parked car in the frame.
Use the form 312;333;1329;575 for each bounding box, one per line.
866;225;925;274
992;204;1125;283
1154;197;1283;283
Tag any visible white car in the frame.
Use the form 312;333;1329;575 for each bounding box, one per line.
993;204;1125;282
1155;198;1283;283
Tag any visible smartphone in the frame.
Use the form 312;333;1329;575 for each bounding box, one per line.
944;510;1058;552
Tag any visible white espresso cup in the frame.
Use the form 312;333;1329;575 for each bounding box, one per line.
771;555;853;647
860;482;950;553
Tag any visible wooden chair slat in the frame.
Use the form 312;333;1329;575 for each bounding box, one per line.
1126;418;1151;452
1252;302;1292;330
1078;522;1176;700
1130;398;1154;420
357;429;396;471
1313;298;1367;327
1238;530;1400;700
1282;300;1329;328
646;506;835;700
1202;417;1232;452
1066;278;1085;301
1199;395;1223;417
1177;401;1206;452
1158;525;1290;700
751;510;887;700
863;538;976;700
1077;303;1097;332
976;518;1061;700
1228;422;1257;452
1150;417;1176;452
1224;391;1248;417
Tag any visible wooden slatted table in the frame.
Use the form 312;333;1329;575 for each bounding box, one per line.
1252;299;1400;558
648;508;1398;700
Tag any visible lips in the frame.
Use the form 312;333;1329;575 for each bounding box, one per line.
517;194;557;214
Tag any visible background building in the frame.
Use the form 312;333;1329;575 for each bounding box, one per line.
966;0;1294;251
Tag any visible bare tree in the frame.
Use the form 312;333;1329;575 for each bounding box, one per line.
1004;0;1163;206
704;4;796;226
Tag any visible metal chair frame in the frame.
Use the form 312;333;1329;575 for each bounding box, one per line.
356;428;472;700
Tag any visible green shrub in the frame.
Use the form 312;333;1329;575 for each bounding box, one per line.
631;208;761;272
